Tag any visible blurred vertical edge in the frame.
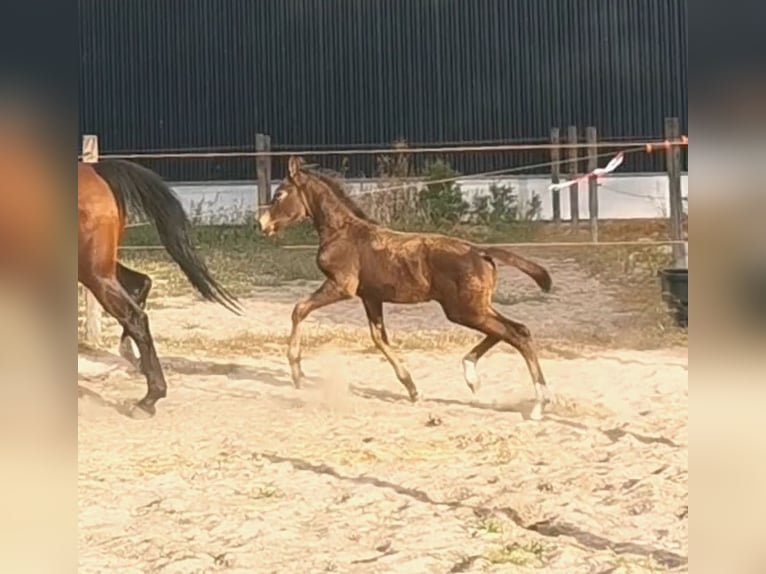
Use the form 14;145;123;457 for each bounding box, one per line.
0;0;77;573
691;2;766;574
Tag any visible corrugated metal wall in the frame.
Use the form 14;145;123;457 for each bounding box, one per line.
79;0;687;180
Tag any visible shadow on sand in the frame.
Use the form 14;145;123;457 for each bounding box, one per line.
78;349;294;417
254;451;688;571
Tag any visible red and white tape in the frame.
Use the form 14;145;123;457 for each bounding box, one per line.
549;152;625;192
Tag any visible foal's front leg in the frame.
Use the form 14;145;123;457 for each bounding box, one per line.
362;298;419;402
288;280;351;387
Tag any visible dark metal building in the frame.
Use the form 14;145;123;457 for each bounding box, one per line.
79;0;688;180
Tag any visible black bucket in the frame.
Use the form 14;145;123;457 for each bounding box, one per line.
658;268;688;328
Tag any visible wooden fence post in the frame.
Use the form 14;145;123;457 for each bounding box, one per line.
664;117;686;267
256;133;272;213
586;126;599;242
550;127;561;224
567;126;580;227
81;134;102;345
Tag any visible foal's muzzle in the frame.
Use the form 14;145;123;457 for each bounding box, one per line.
257;212;276;236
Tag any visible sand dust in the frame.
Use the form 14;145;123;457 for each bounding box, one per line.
79;265;688;573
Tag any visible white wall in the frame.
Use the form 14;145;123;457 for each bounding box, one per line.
169;174;689;224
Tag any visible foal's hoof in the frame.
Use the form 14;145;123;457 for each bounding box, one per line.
290;363;306;389
462;359;481;394
529;402;544;421
291;373;305;389
408;390;420;403
130;401;156;420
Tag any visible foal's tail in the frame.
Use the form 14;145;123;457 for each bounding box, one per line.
92;159;242;314
480;246;553;292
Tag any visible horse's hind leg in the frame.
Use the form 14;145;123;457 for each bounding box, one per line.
83;274;167;418
362;298;419;402
462;335;500;393
458;254;500;394
488;309;550;419
449;305;550;420
116;263;152;369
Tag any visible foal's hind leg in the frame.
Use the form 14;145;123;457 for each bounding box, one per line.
116;263;152;370
82;274;167;418
362;298;419;402
462;335;500;393
488;310;550;420
451;307;550;420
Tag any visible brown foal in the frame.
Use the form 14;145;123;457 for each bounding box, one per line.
259;156;555;419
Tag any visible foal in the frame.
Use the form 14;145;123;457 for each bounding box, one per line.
259;157;555;419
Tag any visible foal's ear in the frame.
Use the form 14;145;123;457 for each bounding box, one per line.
288;156;305;178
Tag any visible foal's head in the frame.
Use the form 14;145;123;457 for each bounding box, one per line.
258;156;372;236
257;156;311;236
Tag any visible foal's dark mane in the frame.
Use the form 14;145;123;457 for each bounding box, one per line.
304;168;376;223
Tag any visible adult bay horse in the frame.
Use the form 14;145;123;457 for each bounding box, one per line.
79;159;240;417
258;156;555;420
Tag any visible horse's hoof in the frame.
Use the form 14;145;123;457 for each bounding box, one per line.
290;363;305;389
130;401;156;420
462;359;481;394
291;374;305;389
408;390;420;403
543;384;557;405
529;402;544;421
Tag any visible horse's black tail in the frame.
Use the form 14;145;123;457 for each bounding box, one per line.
92;159;242;314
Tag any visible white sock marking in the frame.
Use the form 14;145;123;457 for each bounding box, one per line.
462;359;480;392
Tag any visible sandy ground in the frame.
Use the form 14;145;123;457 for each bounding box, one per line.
78;260;688;573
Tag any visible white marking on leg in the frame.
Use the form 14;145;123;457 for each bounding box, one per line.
463;358;480;393
530;382;546;420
